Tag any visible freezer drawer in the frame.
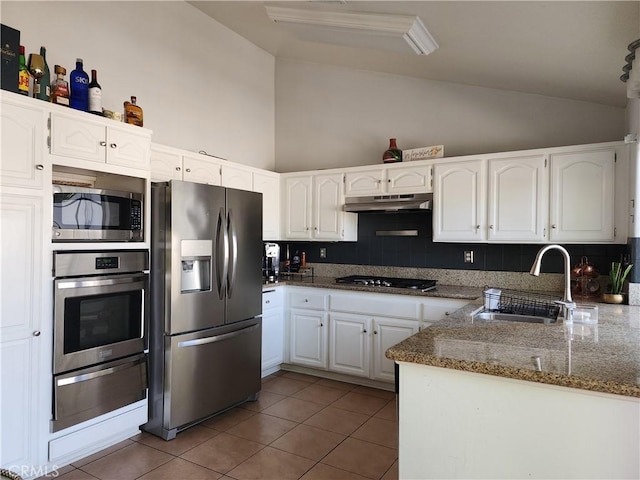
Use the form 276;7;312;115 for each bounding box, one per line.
52;353;147;432
163;318;261;437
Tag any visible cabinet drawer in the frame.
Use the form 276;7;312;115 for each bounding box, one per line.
262;288;283;311
288;290;328;310
420;298;468;322
330;293;420;320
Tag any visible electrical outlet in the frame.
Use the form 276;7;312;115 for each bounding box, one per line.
464;250;474;263
320;247;327;259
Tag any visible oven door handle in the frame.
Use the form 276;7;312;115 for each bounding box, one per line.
56;356;146;387
177;323;259;348
56;272;148;290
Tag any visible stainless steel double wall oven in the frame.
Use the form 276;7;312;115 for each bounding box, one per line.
51;250;149;432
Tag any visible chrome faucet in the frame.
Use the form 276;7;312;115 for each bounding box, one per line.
529;244;576;319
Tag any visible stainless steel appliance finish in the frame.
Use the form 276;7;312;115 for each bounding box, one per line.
263;242;280;282
343;193;432;212
145;180;263;440
51;250;149;432
53;250;149;375
52;185;143;242
335;275;437;292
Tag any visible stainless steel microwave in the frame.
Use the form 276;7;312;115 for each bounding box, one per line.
52;185;143;242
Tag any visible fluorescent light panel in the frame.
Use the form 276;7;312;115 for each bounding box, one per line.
265;5;438;55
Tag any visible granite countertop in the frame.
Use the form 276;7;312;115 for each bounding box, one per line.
263;275;482;300
386;301;640;398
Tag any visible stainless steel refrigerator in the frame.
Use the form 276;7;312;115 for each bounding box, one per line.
145;180;263;440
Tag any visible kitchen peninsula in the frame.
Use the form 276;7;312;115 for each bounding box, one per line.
386;303;640;479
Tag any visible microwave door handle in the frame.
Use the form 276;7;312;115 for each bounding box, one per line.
227;210;238;299
215;208;228;300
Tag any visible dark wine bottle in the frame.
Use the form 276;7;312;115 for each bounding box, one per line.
34;46;50;101
88;69;102;115
18;45;29;96
383;138;402;163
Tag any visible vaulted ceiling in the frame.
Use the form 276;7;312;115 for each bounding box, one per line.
189;1;639;108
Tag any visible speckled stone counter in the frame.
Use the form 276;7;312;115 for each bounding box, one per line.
387;301;640;397
264;275;483;300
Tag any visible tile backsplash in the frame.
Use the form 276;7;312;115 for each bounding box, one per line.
278;211;628;276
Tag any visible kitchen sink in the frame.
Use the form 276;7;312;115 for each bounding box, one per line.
472;311;558;324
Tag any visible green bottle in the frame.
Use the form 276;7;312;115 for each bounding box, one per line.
34;46;50;101
18;45;29;96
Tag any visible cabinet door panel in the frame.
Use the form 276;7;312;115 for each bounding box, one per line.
289;310;327;369
488;155;546;242
329;314;370;377
0;194;42;341
387;165;432;194
372;318;418;382
253;172;280;240
262;309;284;374
107;127;150;169
222;165;253;191
550;149;615;242
284;176;312;239
345;169;385;196
433;160;486;241
314;173;343;240
150;147;183;182
1;101;44;189
183;155;221;185
50;113;105;163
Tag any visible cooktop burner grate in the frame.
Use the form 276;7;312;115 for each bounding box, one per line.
335;275;437;291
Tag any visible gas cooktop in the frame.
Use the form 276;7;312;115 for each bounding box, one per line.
335;275;437;292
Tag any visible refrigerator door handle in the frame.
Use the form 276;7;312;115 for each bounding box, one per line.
227;210;238;299
177;323;260;348
215;208;229;300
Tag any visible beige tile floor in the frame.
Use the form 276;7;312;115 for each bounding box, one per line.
45;372;398;480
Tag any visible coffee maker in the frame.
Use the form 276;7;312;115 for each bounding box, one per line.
263;243;280;283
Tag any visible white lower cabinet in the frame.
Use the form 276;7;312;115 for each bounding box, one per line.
289;309;329;369
286;288;466;384
261;288;284;376
329;313;371;377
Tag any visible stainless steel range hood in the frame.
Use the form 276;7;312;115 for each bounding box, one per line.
343;193;432;212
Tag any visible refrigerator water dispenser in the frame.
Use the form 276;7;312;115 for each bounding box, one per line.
180;240;212;293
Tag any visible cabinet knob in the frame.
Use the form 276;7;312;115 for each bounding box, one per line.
551;224;557;229
99;141;107;147
475;225;480;230
374;330;378;334
304;299;308;302
363;329;367;333
33;330;41;337
186;168;191;173
445;312;450;316
320;323;323;327
489;225;494;230
110;143;117;149
314;227;318;231
176;166;181;171
35;164;44;171
265;300;270;304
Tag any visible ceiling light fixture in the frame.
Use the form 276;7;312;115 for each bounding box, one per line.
265;5;438;56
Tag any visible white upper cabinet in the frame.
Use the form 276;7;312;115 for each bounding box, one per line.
433;159;487;242
221;163;253;191
150;145;221;184
1;98;46;190
50;111;151;170
182;154;222;185
344;163;432;196
549;147;616;242
282;172;357;241
487;154;547;242
345;168;386;196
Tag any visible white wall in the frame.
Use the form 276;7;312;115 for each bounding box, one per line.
0;1;276;170
275;59;626;172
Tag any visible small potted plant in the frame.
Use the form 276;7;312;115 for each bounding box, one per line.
602;261;633;304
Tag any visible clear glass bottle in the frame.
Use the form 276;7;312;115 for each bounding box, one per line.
124;96;143;127
50;65;70;106
69;58;89;111
18;45;29;96
88;69;102;115
34;46;50;101
383;138;402;163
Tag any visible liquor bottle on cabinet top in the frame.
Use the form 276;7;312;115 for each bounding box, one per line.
124;96;143;127
88;69;102;115
50;65;70;106
69;58;89;111
34;46;50;101
18;45;29;95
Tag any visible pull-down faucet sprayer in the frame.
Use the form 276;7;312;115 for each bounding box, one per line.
529;244;575;319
